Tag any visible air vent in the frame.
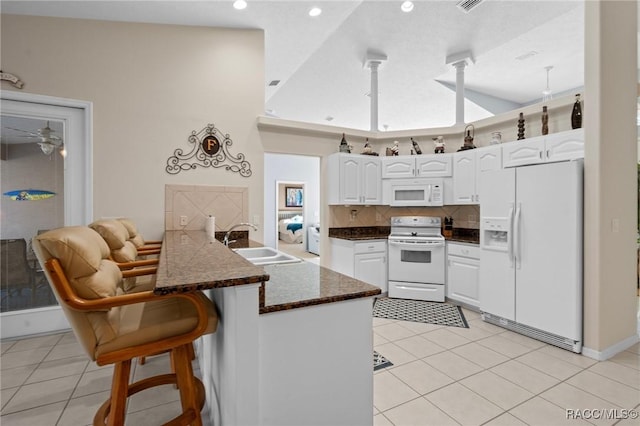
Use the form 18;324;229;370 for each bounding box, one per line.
515;51;539;61
456;0;485;13
268;80;280;87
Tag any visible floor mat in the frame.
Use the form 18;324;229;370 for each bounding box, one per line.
373;351;393;371
373;297;468;328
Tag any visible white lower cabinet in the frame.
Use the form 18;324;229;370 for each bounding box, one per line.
446;242;480;308
329;238;387;292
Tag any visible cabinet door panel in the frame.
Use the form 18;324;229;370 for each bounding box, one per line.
545;128;584;163
354;252;387;292
361;157;382;204
340;157;361;204
447;256;480;307
381;157;414;178
477;145;502;173
452;151;475;204
416;154;452;177
502;138;544;168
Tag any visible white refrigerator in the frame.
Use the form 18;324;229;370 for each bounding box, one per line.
479;160;583;352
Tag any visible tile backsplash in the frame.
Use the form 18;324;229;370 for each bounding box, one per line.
329;205;480;229
165;184;248;231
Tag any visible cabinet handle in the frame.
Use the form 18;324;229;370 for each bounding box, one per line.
546;149;550;159
539;151;543;160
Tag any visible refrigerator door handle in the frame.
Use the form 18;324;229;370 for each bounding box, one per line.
507;205;515;267
514;203;522;269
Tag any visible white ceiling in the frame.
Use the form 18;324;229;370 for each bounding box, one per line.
1;0;590;131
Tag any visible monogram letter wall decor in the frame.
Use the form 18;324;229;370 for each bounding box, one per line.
166;123;252;177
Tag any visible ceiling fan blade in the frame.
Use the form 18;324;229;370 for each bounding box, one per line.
3;126;41;137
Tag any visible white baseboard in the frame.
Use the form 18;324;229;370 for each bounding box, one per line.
582;333;640;361
1;306;70;339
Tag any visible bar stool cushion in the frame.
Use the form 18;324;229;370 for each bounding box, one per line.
118;218;148;248
89;219;138;263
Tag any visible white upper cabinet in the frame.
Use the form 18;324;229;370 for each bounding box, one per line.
545;128;585;163
416;154;453;177
361;156;383;204
380;157;414;178
502;129;584;168
477;145;502;173
502;135;546;168
327;153;382;205
382;154;452;178
452;145;502;205
452;151;476;204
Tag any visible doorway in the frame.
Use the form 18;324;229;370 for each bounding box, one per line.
0;92;92;338
264;153;320;262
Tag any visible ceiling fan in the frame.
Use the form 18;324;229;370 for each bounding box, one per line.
3;121;64;156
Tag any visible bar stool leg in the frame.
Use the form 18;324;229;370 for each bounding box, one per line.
107;359;132;426
173;344;202;426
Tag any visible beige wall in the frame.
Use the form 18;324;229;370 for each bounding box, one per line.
1;15;265;241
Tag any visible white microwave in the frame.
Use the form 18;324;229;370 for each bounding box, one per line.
383;178;444;207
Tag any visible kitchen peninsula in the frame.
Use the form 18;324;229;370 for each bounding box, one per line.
155;230;381;426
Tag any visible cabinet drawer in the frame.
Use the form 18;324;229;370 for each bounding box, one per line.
447;243;479;258
354;240;386;254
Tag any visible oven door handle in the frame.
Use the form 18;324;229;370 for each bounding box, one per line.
388;240;445;248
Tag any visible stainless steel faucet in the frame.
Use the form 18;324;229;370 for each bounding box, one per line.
223;223;258;246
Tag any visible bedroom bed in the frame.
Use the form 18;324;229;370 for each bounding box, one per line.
278;212;304;244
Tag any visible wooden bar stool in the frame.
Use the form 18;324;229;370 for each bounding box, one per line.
33;226;218;426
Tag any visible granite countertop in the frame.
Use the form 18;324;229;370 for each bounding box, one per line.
154;230;270;295
155;230;381;314
259;262;381;314
328;226;390;241
447;228;480;245
328;225;480;244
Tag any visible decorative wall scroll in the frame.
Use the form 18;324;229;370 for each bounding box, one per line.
166;123;252;177
0;71;24;89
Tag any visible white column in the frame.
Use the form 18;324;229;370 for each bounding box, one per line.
368;60;381;132
582;0;638;359
452;60;468;125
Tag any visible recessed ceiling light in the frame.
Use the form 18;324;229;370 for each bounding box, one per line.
309;7;322;17
401;1;414;13
233;0;247;10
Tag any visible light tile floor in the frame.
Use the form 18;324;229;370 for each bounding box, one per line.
373;309;640;426
1;308;638;426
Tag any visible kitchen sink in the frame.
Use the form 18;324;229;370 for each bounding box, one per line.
233;247;301;265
